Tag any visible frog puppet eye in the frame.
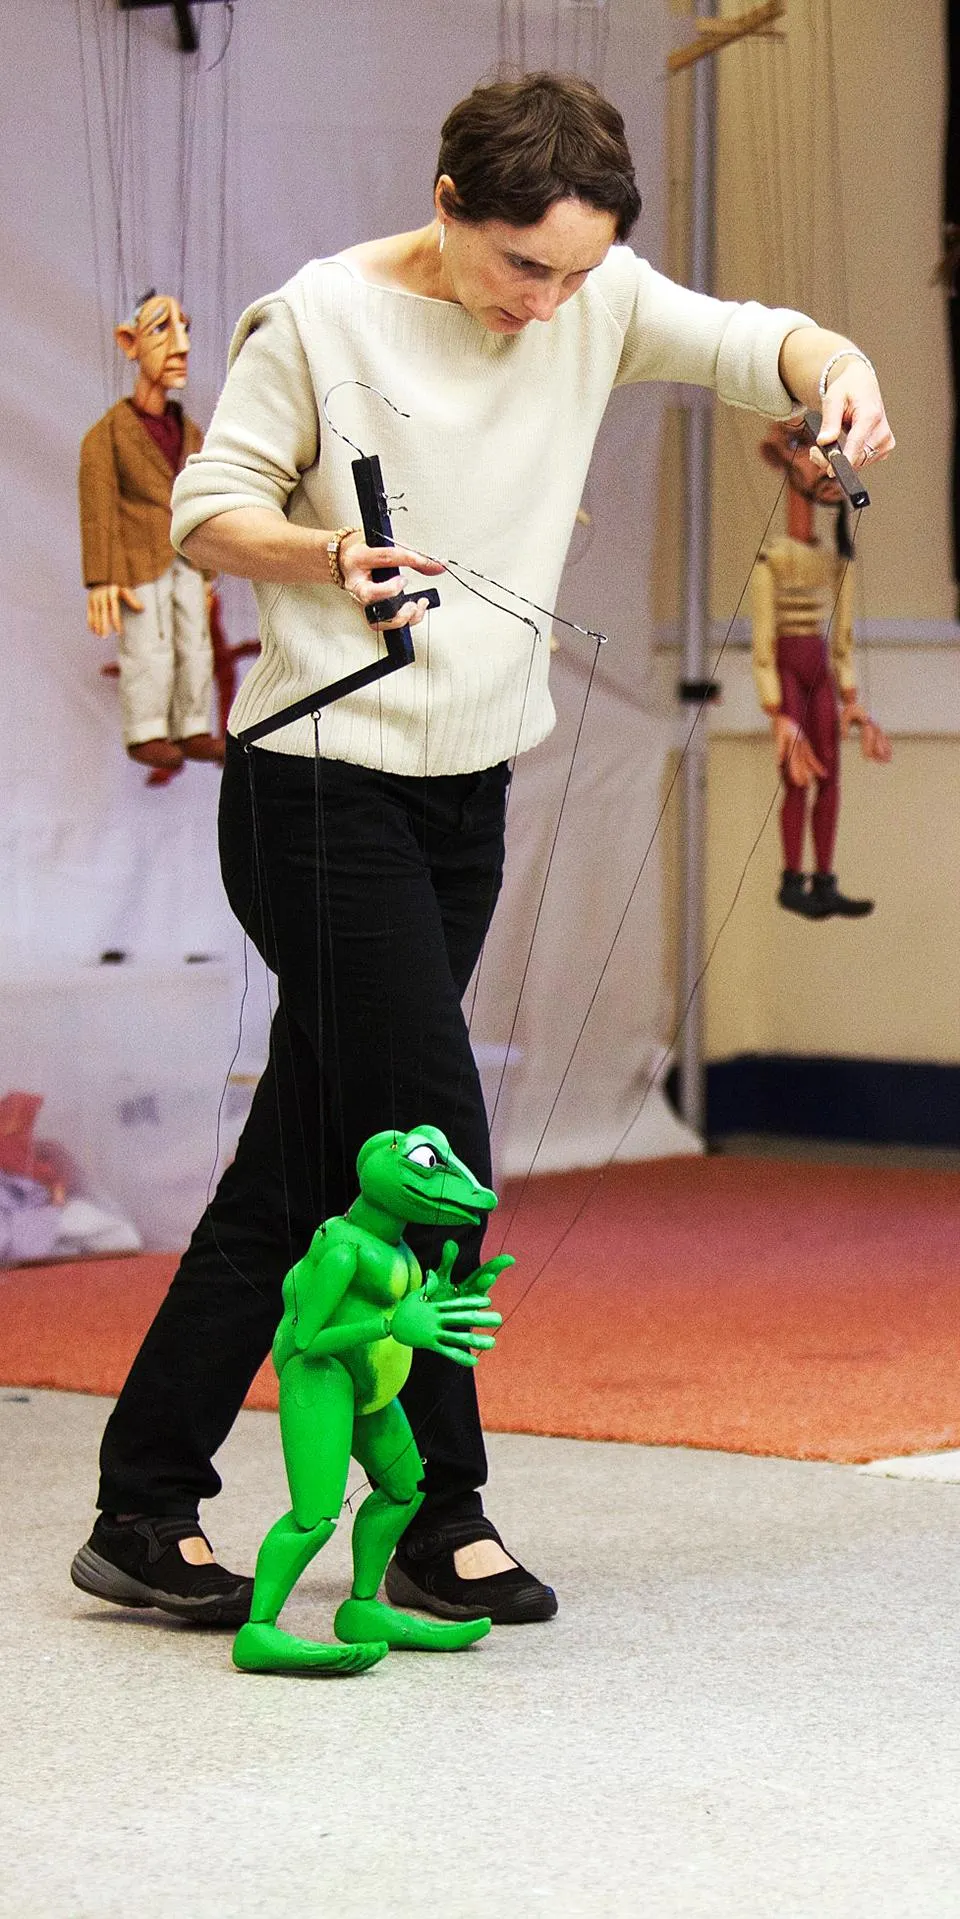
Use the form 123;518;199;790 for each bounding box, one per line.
405;1141;440;1170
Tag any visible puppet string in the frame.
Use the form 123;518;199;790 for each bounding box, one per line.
347;492;865;1506
321;380;608;646
201;399;861;1505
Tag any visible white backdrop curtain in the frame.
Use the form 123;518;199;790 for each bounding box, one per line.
0;0;697;1252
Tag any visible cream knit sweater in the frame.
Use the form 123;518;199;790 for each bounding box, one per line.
171;248;809;773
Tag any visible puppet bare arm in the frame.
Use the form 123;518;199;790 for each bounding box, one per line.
828;564;892;762
279;1239;384;1359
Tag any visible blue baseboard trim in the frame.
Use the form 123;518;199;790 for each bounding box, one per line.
667;1054;960;1148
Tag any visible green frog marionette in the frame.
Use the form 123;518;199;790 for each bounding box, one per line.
232;1125;511;1677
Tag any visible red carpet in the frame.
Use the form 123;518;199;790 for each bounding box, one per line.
2;1157;959;1462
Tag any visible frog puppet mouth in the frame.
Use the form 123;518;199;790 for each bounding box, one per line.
399;1183;487;1226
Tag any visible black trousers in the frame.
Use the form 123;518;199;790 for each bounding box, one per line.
97;735;509;1520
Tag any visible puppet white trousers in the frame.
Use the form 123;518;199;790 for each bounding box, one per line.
117;558;213;746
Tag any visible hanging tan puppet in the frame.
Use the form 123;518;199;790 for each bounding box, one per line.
79;291;223;773
751;420;891;919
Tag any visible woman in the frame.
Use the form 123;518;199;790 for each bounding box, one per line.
71;71;893;1630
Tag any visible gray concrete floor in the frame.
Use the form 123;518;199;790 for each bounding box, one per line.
3;1387;960;1918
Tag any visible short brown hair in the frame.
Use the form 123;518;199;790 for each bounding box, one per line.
435;72;641;241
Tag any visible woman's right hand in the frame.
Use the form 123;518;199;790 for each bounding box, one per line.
338;533;445;631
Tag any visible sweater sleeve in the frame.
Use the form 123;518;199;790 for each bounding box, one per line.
597;251;812;418
171;298;320;551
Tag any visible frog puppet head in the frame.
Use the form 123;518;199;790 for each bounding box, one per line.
355;1124;498;1232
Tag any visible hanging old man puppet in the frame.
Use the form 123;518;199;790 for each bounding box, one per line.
78;291;223;773
750;420;892;919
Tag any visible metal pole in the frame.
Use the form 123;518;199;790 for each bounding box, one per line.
677;7;718;1136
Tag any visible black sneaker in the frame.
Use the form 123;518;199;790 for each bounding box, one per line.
385;1514;558;1625
70;1515;253;1628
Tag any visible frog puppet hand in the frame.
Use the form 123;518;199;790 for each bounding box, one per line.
459;1252;515;1294
390;1280;502;1367
424;1241;516;1305
423;1238;461;1301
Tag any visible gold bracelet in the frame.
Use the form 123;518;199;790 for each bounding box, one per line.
326;526;360;589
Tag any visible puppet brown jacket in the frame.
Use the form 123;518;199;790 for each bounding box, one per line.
79;398;204;588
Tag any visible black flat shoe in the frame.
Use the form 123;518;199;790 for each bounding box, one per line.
385;1513;558;1625
71;1515;253;1628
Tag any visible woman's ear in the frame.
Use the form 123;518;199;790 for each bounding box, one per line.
435;174;456;222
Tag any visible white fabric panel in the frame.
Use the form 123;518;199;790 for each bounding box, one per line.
0;0;696;1250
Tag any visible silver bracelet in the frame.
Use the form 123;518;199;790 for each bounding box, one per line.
818;349;875;401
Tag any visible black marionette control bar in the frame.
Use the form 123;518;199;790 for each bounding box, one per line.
237;453;432;747
117;1;220;57
352;453;441;627
802;410;870;510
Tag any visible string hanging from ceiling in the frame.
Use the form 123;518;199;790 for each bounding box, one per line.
73;0;235;413
496;0;612;88
729;0;875;698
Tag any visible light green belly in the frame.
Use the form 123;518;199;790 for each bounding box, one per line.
344;1334;413;1415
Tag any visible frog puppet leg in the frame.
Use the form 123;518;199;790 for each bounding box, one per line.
233;1352;388;1677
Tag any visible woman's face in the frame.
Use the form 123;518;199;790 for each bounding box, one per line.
436;187;618;333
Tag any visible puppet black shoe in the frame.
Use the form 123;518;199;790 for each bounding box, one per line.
70;1515;254;1627
777;869;816;916
385;1514;558;1624
809;873;874;919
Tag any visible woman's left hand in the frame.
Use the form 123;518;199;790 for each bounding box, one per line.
817;357;895;472
779;328;895;472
